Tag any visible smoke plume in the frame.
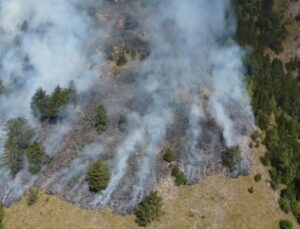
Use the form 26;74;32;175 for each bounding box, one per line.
0;0;254;213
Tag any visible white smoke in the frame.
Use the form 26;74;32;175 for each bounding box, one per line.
0;0;254;214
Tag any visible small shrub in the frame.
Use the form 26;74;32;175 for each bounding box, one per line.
255;142;260;148
162;149;175;163
278;197;291;213
270;180;279;191
279;220;293;229
249;142;253;148
140;50;150;61
118;114;127;131
87;160;110;192
134;192;163;227
222;146;242;171
251;130;259;142
254;173;262;182
116;53;127;66
27;188;38;206
171;165;186;186
95;105;107;133
248;187;254;194
260;156;270;166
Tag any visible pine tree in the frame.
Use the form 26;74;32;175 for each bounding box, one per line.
95;105;107;133
134;192;163;227
26;141;46;174
87;160;110;192
31;88;49;121
2;118;35;176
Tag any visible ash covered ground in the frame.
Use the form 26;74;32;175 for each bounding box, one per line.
0;0;254;214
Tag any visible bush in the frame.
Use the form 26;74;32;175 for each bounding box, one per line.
171;165;186;186
279;220;293;229
222;146;242;171
95;105;107;133
254;173;262;182
26;141;46;174
279;197;291;213
248;187;254;194
251;130;260;142
27;188;38;206
87;160;110;192
134;192;163;227
162;149;175;163
260;155;270;166
116;53;127;66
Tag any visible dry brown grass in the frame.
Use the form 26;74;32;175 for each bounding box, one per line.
3;145;299;229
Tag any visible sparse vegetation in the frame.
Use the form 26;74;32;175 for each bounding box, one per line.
87;160;110;192
162;148;175;163
95;105;107;133
171;165;187;186
134;192;163;227
222;146;242;171
27;188;38;206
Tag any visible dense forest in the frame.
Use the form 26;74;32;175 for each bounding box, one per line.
235;0;300;224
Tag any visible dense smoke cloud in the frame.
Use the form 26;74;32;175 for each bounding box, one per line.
0;0;254;213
